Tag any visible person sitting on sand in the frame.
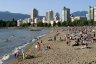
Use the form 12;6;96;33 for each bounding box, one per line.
72;38;80;46
47;45;51;49
15;49;21;59
66;39;71;46
60;37;63;41
66;41;69;45
48;37;53;41
15;49;24;60
60;37;62;41
35;42;41;51
35;44;38;49
35;41;44;51
64;35;67;41
81;38;88;48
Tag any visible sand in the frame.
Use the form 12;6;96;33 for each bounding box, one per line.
14;27;96;64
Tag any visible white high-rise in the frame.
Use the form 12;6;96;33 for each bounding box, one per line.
46;10;54;22
88;6;96;21
94;6;96;21
62;6;70;22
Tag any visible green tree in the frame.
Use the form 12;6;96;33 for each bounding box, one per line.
90;19;94;25
43;23;48;27
57;22;61;27
20;23;30;27
48;23;51;27
53;21;56;27
37;22;44;27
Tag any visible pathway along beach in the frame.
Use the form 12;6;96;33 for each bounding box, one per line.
13;27;96;64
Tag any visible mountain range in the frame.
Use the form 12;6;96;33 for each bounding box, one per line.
71;11;88;17
0;11;30;21
0;11;88;21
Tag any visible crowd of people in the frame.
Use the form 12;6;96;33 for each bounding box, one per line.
63;26;95;48
15;26;96;62
35;26;96;51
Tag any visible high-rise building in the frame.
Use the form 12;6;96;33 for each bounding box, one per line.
46;12;48;21
88;6;96;21
94;6;96;21
31;8;38;20
62;6;70;22
55;12;60;21
46;10;54;22
86;14;89;20
42;17;46;23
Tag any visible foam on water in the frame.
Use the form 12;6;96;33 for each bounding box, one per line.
0;54;10;64
0;60;3;64
37;34;46;39
0;42;29;64
12;43;29;55
0;33;47;64
0;38;38;64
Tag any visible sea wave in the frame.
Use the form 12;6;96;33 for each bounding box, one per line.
0;54;10;64
0;39;36;64
0;33;47;64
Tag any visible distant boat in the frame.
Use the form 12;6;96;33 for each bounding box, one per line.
30;29;41;31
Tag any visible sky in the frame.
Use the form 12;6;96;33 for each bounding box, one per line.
0;0;96;15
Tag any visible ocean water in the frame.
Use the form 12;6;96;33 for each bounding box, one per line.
0;28;50;64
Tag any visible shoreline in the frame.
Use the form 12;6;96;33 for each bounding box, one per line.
11;28;55;64
11;30;50;64
12;27;96;64
0;28;51;64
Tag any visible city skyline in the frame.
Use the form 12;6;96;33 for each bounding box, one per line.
0;0;96;15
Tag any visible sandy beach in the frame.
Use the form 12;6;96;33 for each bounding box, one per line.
13;27;96;64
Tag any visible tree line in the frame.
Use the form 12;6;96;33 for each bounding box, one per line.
0;18;17;27
31;20;95;27
0;19;95;27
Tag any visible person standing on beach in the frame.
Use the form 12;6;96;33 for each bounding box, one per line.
66;34;70;45
21;49;25;60
40;40;44;51
54;36;56;41
41;40;42;43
